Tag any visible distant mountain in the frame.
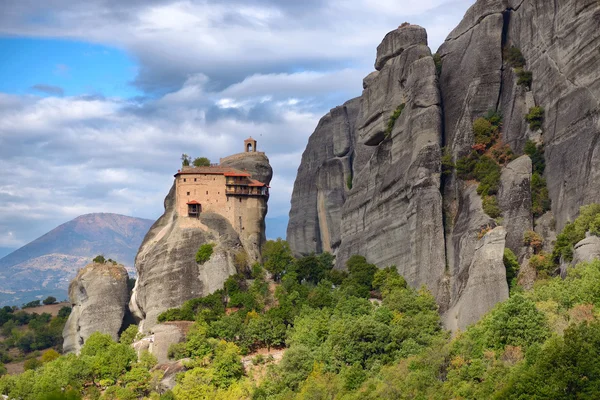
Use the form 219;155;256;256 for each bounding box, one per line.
0;213;154;306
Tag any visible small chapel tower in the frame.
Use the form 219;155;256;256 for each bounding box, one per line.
244;137;257;153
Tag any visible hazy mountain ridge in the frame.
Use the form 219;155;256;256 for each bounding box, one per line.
0;213;154;306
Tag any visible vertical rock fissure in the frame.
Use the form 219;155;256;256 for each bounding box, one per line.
496;8;513;112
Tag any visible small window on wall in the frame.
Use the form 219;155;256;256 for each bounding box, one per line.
183;178;186;182
239;198;242;203
206;191;209;195
187;192;190;196
194;178;197;182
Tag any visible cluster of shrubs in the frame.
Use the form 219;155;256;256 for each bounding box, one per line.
195;243;214;264
524;140;551;217
181;154;211;167
0;304;71;379
525;106;545;131
446;111;514;218
92;255;118;265
553;204;600;263
505;46;533;90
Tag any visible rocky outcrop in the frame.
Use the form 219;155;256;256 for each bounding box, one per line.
287;97;370;255
221;152;273;262
443;227;509;332
498;155;533;255
133;322;193;364
130;189;240;332
131;154;271;333
288;0;600;331
338;24;446;300
63;262;129;353
573;235;600;265
289;24;447;301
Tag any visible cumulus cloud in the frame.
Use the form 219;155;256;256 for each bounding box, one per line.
0;0;476;248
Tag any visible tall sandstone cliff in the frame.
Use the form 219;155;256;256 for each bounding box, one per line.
130;153;272;332
288;0;600;331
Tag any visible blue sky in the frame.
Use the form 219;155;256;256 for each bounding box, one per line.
0;0;476;259
0;38;140;98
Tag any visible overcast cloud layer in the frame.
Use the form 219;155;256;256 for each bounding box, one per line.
0;0;475;253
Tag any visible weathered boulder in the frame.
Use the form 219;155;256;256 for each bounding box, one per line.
443;227;509;332
498;155;533;255
63;262;129;354
133;322;193;364
573;235;600;265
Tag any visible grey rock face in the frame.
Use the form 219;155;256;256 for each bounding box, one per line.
287;0;600;331
130;187;241;332
443;227;509;332
498;155;533;255
63;262;129;354
289;25;446;302
573;235;600;265
534;211;557;254
287;97;368;256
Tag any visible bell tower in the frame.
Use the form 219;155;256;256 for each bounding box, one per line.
244;137;257;153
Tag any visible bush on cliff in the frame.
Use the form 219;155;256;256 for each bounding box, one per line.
196;243;214;264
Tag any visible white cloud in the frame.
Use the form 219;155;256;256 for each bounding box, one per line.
0;0;477;246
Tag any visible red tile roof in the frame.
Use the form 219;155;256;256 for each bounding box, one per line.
186;200;200;205
224;172;252;177
248;179;267;187
175;166;245;177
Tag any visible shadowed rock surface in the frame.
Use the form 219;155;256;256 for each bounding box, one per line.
63;262;129;354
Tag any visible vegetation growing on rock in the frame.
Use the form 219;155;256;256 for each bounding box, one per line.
526;106;545;131
553;204;600;263
385;103;405;137
196;243;214;264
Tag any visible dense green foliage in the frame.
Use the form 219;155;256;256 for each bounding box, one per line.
526;106;545;131
503;249;520;289
193;157;211;167
5;235;600;398
454;111;513;218
262;239;294;281
196;243;215;264
385;104;405;137
0;305;70;367
553;204;600;263
516;68;533;89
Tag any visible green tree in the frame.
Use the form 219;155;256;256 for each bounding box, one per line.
92;255;106;264
42;296;57;305
119;324;140;345
57;306;72;319
181;154;190;167
262;239;294;281
193;157;211;167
